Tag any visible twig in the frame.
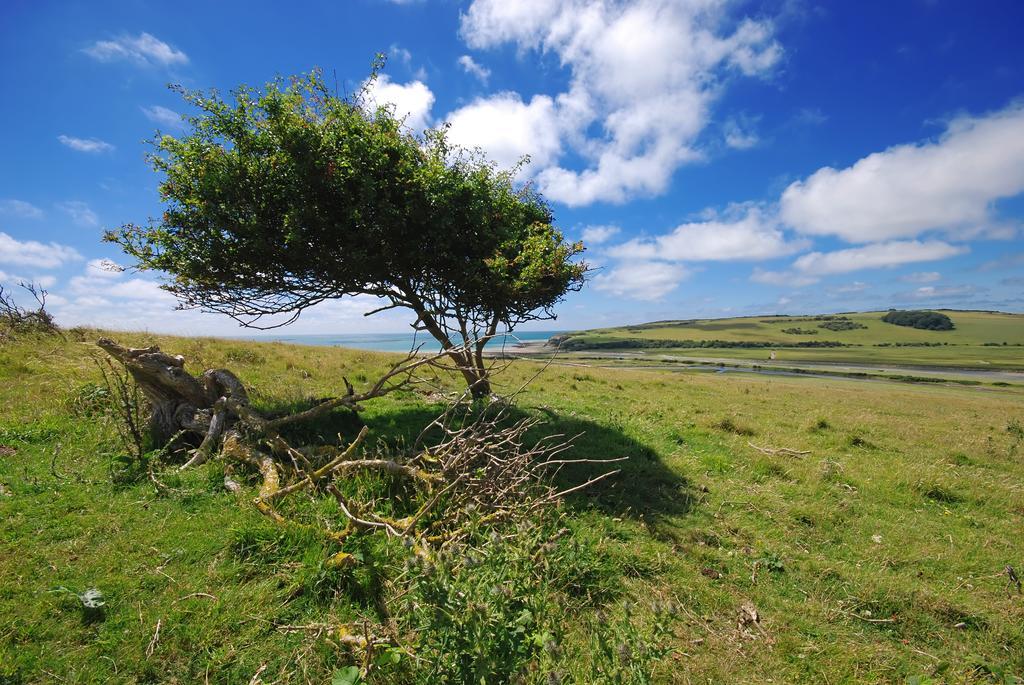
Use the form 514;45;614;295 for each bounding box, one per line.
145;618;162;658
172;592;218;604
747;442;810;457
49;443;67;481
247;663;268;685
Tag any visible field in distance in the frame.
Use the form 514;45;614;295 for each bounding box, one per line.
549;310;1024;371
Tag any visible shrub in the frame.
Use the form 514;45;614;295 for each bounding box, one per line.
714;417;756;436
881;310;954;330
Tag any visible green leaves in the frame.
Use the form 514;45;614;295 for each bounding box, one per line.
331;666;361;685
108;67;586;394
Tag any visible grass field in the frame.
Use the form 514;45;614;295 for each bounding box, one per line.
2;329;1023;683
555;311;1024;371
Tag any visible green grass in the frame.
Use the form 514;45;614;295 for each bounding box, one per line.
556;310;1024;370
2;329;1023;683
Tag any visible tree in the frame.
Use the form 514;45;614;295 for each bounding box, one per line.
881;310;954;331
108;68;586;397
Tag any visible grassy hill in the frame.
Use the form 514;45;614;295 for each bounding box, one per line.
2;329;1023;682
551;310;1024;370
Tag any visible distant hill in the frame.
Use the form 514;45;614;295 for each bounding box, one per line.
547;310;1024;370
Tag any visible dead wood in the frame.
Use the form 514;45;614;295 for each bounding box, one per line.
747;441;811;458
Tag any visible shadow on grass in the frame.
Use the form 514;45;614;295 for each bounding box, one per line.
240;395;694;530
339;402;697;531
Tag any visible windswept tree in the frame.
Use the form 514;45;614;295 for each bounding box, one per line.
108;68;586;397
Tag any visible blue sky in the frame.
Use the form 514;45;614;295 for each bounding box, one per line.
1;0;1022;335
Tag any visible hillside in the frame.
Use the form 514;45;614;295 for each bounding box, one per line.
549;310;1024;370
1;329;1023;682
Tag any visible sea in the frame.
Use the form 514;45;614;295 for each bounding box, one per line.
238;330;563;353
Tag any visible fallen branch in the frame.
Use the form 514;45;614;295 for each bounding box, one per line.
747;442;810;458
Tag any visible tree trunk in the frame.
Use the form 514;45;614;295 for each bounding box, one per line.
97;338;247;446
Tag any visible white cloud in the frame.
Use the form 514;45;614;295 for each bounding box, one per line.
0;232;83;269
793;108;827;126
723;116;759;150
581;225;620;245
608;206;806;262
900;284;979;300
83;32;188;67
390;45;412;66
58;135;114;153
362;75;435;132
57;201;99;227
835;281;869;293
457;55;491;84
458;0;781;206
592;260;688;300
901;271;940;283
749;268;819;288
780;102;1024;242
0;270;56;290
792;240;967;276
0;199;44;219
140;105;184;129
446;92;563;170
749;241;965;287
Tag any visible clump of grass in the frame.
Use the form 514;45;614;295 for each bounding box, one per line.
714;417;756;436
666;427;687;445
810;417;832;432
820;458;844;481
914;481;963;505
847;433;875;449
66;381;113;417
752;460;792;483
224;347;265;365
1008;419;1024;454
950;452;975;467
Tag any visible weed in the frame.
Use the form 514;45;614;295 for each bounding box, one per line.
714;417;756;436
848;434;875;449
224;347;265;365
915;482;963;505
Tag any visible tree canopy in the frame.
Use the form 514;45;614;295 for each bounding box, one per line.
881;310;955;330
108;68;586;396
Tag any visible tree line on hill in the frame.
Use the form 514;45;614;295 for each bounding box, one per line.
881;310;955;330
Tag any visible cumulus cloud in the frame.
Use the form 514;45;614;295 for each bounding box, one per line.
57;201;99;227
58;135;114;153
834;281;869;293
580;225;620;245
780;102;1024;242
83;32;188;67
0;199;44;219
898;284;980;301
141;105;184;129
723;115;760;150
750;241;966;287
592;260;688;300
456;0;781;205
362;74;435;132
445;92;562;170
0;232;83;269
791;240;968;276
457;55;491;84
608;207;806;262
0;270;56;289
